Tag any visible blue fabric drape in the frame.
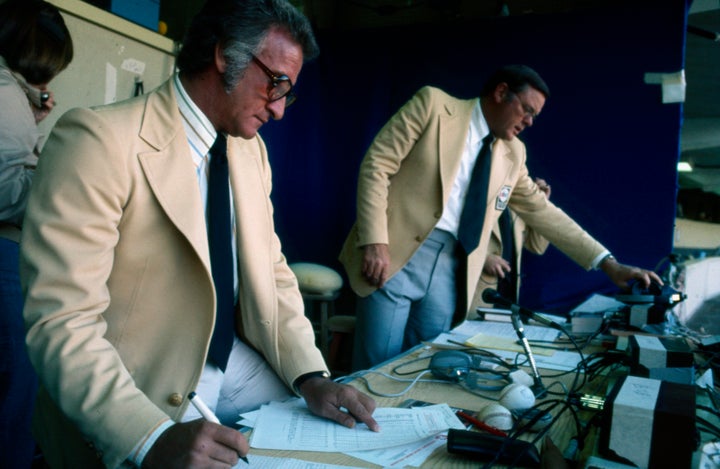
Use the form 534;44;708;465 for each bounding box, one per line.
262;0;688;313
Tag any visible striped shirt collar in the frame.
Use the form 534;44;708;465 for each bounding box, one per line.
173;72;216;162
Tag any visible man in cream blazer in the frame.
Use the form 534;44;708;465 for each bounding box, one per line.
20;1;377;467
340;65;661;370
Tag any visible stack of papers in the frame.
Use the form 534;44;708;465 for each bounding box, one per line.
250;401;462;451
242;399;465;467
431;318;560;349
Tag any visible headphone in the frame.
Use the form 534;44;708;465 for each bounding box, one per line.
428;350;478;382
429;350;530;392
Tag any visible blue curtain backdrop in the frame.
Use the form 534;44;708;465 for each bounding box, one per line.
260;0;689;314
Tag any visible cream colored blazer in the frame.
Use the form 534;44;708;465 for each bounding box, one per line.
20;80;326;468
340;86;605;326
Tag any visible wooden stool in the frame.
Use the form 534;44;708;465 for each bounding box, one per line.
289;263;343;357
326;315;356;375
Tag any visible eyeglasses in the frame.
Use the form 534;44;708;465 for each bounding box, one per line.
511;93;539;122
251;55;296;107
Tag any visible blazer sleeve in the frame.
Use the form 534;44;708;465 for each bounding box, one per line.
232;135;328;386
20;108;170;467
354;86;436;246
508;167;606;270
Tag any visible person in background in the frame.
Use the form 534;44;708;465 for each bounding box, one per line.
475;177;551;307
20;1;377;467
0;1;73;467
340;65;662;370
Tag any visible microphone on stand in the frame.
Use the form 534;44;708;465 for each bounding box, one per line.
509;311;547;398
481;288;565;331
482;288;548;398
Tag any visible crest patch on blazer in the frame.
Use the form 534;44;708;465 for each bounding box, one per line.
495;185;512;210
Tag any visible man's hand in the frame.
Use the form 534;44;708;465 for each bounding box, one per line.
298;376;380;432
599;256;663;290
534;177;551;199
142;420;248;469
361;243;390;287
483;254;511;278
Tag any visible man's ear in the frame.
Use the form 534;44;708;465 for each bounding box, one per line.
214;43;227;73
493;82;510;104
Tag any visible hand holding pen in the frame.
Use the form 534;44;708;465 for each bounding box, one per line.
189;392;249;464
141;393;249;467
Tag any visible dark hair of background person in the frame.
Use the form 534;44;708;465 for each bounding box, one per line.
0;0;74;85
480;64;551;99
176;0;319;93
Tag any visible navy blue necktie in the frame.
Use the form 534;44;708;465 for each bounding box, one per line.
497;209;518;302
457;133;494;254
207;133;234;371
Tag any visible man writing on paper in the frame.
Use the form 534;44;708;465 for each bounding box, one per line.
20;1;377;467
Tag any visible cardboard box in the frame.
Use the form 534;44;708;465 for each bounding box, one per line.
599;375;696;468
628;335;695;384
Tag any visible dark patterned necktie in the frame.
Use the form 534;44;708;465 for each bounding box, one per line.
457;133;494;254
497;209;518;302
206;133;234;371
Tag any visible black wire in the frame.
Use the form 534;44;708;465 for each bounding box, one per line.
480;399;580;469
697;404;720;419
696;415;720;439
391;356;434;376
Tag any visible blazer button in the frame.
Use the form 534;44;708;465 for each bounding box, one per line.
414;235;422;242
433;211;441;219
168;393;183;407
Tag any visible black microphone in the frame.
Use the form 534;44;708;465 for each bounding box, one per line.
481;289;565;331
509;311;547;398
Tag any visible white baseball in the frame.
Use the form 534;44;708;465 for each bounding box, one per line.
478;403;514;431
508;369;534;387
499;383;536;410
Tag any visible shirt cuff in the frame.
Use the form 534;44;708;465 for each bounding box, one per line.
591;251;613;270
128;419;174;467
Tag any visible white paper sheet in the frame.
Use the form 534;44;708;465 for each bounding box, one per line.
433;319;560;344
249;402;464;452
234;454;365;468
346;433;448;467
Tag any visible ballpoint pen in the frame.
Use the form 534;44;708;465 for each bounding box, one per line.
455;410;509;437
188;392;249;465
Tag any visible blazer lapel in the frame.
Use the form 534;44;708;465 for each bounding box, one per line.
227;136;277;323
437;98;476;201
137;81;211;270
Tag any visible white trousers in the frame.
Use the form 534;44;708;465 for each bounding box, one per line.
181;337;294;426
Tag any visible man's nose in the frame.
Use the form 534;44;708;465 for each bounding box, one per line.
268;99;286;121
